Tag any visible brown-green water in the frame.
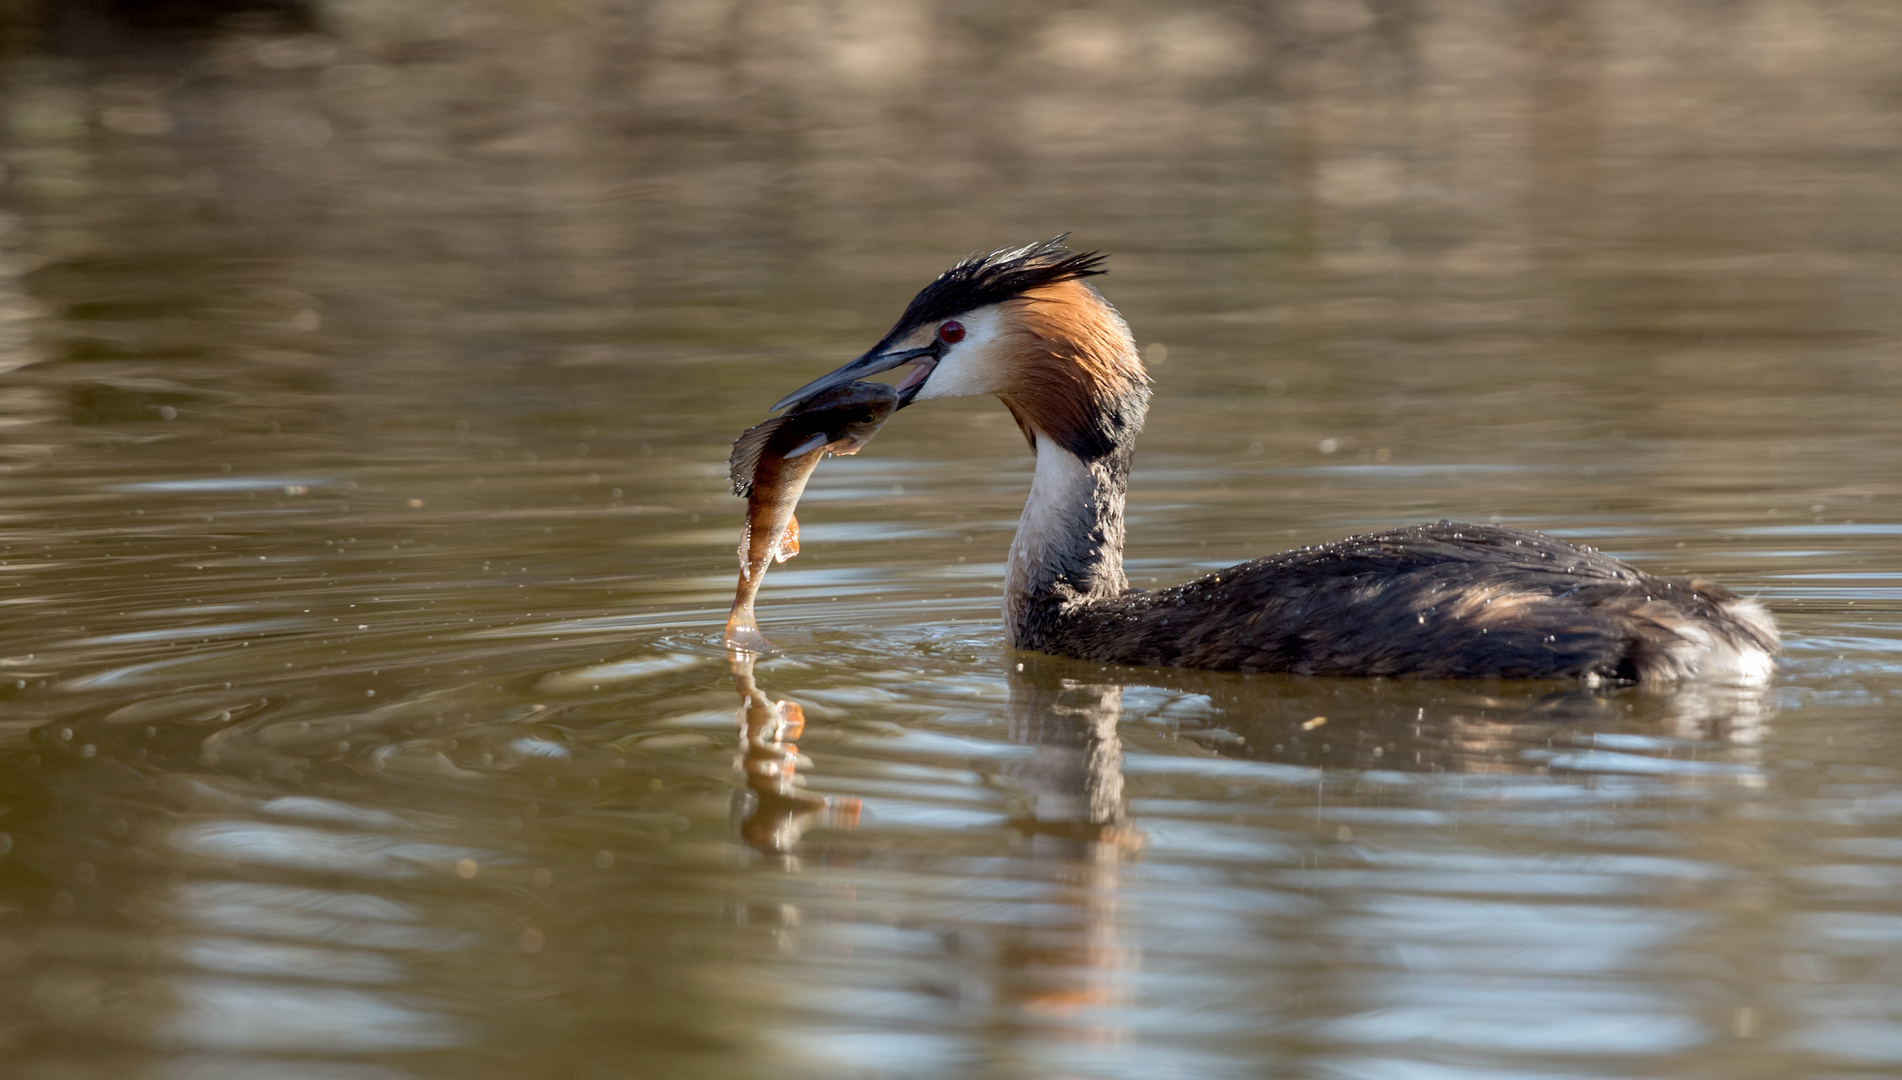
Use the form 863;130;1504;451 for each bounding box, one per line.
1;2;1900;1077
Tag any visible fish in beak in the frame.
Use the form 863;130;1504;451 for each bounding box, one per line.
770;342;942;415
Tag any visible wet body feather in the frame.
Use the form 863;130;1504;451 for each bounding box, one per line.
1020;520;1777;681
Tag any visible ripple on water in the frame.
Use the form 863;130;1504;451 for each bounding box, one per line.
157;977;465;1052
1;12;1898;1074
162;881;473;953
154;1059;425;1080
166;820;487;880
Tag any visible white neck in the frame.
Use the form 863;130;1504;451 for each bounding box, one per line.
1005;434;1130;649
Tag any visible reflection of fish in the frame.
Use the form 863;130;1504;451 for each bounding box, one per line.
728;651;861;854
725;381;899;651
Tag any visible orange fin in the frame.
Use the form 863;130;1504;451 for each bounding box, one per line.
776;701;805;742
826;797;863;828
774;516;800;562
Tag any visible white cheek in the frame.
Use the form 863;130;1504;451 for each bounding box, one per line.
914;306;1006;400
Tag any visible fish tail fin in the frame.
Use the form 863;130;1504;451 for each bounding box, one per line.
724;604;773;654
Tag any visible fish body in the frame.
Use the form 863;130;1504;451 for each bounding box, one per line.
725;381;899;651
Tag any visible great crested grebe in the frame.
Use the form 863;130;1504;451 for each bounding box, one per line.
767;238;1779;682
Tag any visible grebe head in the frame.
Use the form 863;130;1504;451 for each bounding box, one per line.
773;236;1151;461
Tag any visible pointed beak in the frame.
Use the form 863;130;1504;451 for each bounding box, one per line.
771;344;940;414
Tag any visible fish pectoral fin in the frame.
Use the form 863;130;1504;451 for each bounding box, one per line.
774;516;800;562
785;433;829;459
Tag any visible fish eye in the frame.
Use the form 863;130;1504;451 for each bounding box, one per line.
937;320;965;344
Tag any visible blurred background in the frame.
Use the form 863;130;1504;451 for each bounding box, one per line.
0;2;1899;1078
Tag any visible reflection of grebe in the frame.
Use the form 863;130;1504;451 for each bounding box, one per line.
770;238;1779;682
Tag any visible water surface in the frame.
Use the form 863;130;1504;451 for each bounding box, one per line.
1;2;1900;1077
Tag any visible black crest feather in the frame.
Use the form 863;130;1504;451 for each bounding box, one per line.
884;235;1107;342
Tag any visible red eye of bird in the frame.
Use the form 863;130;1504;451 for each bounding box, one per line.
938;320;965;344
